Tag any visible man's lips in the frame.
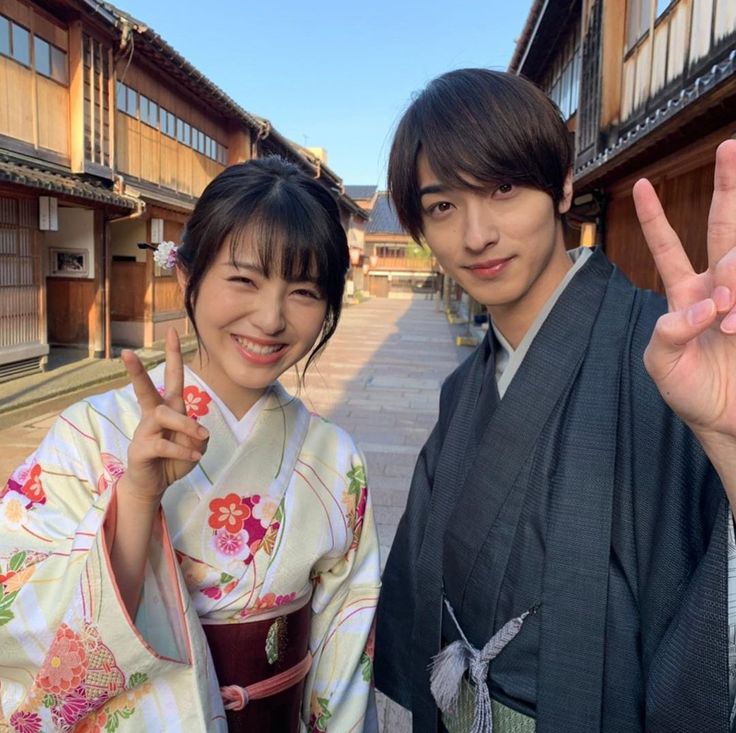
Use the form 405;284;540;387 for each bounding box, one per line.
466;257;514;277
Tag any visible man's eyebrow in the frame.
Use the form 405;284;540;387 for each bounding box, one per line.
419;184;449;197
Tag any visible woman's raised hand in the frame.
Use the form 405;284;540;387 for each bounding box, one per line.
120;328;208;506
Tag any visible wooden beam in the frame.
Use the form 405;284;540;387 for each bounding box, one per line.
68;20;85;172
600;0;626;129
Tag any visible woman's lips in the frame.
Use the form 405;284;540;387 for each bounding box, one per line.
231;334;286;364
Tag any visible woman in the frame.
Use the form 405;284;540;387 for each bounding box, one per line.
0;157;380;732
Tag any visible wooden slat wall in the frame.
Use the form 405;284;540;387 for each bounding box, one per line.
0;58;34;144
605;160;715;292
37;75;69;154
667;1;690;84
715;0;736;42
153;278;182;313
0;196;42;350
46;277;95;344
690;0;714;64
110;261;146;320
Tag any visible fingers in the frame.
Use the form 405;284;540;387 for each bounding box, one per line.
163;328;185;409
121;349;163;413
707;140;736;266
138;404;209;446
643;299;717;380
633;178;694;296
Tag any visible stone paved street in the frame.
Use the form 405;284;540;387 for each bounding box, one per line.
0;295;468;731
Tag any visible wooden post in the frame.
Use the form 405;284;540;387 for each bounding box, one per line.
68;21;85;173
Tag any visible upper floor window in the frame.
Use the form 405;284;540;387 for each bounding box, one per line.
33;36;67;84
626;0;672;50
0;15;30;66
544;28;581;121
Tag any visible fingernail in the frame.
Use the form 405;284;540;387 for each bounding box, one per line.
713;286;732;312
197;427;209;439
192;451;202;461
722;311;736;333
687;300;714;325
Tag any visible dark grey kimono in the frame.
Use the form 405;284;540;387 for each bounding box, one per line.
375;248;732;732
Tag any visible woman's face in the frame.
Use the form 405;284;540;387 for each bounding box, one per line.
180;233;328;418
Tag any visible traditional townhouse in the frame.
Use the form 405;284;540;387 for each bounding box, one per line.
0;0;363;380
510;0;736;290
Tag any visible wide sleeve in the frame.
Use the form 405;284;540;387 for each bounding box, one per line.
0;397;193;732
302;450;381;733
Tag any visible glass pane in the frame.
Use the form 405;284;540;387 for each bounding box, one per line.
0;17;9;57
167;111;175;136
117;81;126;111
140;95;149;121
126;86;137;116
148;100;158;127
12;23;30;65
183;122;190;146
34;36;50;76
177;118;184;141
50;46;67;83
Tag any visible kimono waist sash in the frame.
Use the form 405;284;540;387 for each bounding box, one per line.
202;596;312;733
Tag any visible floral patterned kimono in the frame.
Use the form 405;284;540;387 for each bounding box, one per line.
0;365;380;732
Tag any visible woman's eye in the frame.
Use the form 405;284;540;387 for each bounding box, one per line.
293;287;322;300
228;276;255;286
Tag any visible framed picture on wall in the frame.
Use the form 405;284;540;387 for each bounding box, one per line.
49;248;89;277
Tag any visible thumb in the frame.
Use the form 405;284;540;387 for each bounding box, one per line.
643;299;716;380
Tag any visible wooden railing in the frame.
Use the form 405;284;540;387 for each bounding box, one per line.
369;256;434;272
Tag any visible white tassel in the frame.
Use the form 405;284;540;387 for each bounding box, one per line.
429;640;472;715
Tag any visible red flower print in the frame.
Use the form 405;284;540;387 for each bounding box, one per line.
21;464;46;505
9;711;42;733
38;624;88;694
183;385;211;418
214;528;246;556
202;586;222;600
208;493;250;533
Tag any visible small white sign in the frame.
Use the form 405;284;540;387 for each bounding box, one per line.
39;196;58;231
150;218;164;244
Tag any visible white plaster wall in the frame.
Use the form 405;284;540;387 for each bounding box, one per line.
43;207;95;278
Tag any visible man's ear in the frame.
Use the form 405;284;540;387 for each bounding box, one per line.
558;169;574;215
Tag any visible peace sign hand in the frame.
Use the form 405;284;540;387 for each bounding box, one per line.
120;328;209;507
634;140;736;482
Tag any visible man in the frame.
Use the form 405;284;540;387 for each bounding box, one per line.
374;68;736;732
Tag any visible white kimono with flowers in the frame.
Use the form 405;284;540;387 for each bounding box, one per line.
0;365;380;732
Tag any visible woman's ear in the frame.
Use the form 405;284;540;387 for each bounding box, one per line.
558;169;574;215
175;264;188;294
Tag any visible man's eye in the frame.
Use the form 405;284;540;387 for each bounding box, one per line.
495;183;514;196
428;202;452;215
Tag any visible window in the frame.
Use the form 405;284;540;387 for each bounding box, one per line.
140;95;150;123
626;0;670;50
147;99;158;127
126;86;137;117
11;22;29;65
50;45;66;83
0;16;9;57
544;31;581;120
177;117;185;142
116;81;126;111
34;36;49;76
167;111;175;137
183;121;191;146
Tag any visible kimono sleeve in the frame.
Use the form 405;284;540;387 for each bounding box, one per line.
0;398;192;732
302;449;381;732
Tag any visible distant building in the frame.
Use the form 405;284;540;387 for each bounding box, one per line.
511;0;736;290
0;0;364;379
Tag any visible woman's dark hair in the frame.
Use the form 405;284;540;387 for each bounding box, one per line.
389;68;574;241
177;156;349;374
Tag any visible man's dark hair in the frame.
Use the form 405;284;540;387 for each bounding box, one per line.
389;68;574;241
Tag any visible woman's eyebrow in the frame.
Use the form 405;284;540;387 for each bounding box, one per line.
228;260;265;274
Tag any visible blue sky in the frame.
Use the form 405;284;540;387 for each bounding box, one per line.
116;0;531;187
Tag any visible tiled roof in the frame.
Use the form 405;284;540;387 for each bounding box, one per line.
345;185;377;200
366;192;406;234
0;154;139;209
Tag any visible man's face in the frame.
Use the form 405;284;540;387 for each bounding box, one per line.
417;152;573;345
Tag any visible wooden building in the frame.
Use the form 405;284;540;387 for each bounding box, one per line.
510;0;736;290
0;0;363;379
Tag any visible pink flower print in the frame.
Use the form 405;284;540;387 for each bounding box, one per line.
9;711;42;733
213;527;247;557
56;685;95;727
183;385;211;418
208;494;250;533
202;586;222;600
38;624;88;695
97;453;125;495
